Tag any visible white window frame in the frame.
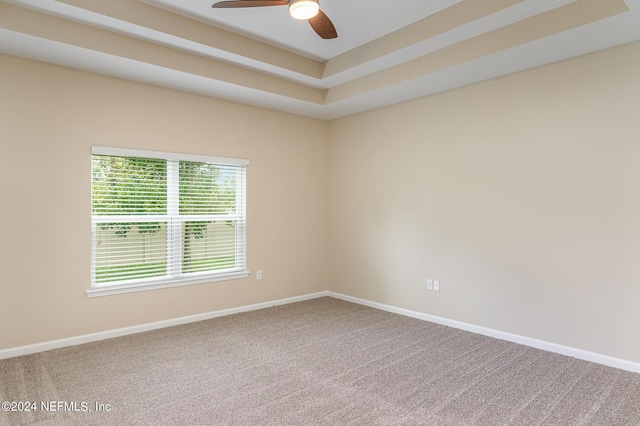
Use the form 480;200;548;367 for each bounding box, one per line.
88;146;250;297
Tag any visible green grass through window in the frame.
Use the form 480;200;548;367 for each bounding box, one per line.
95;256;235;284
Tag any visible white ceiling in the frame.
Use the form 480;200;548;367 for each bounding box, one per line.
1;0;640;120
146;0;460;61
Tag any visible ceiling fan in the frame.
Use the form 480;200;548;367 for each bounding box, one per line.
211;0;338;39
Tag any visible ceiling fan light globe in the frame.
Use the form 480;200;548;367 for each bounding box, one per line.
289;0;319;20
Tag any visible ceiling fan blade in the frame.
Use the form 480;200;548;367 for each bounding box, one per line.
212;0;288;8
308;10;337;39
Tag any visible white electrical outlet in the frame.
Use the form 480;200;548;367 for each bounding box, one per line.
427;279;433;290
433;280;440;291
256;270;262;280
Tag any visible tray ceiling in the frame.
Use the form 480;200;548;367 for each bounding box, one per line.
1;0;639;119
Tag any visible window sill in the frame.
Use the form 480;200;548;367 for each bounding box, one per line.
86;271;250;298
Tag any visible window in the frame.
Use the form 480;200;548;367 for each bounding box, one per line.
89;147;249;297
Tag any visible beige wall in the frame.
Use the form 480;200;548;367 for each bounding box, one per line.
328;41;640;363
2;40;640;365
0;54;329;350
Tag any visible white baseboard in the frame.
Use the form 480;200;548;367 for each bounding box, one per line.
3;290;639;374
328;291;640;374
0;291;329;360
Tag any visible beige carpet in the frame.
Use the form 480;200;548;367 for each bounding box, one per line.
1;297;639;425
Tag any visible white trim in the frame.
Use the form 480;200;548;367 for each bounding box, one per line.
327;292;640;374
86;271;250;297
166;159;181;278
4;290;639;373
91;214;243;223
0;291;329;360
91;146;250;166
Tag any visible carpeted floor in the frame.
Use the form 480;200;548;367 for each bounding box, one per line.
1;297;639;425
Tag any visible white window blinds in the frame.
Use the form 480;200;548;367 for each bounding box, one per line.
90;147;248;294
